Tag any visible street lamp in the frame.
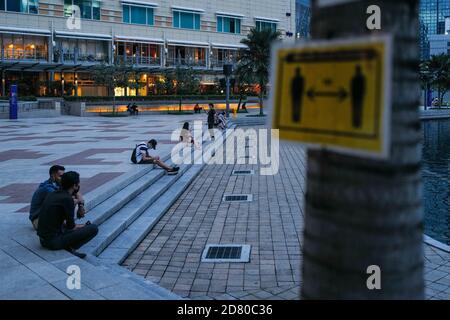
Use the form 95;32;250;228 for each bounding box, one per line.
223;63;233;117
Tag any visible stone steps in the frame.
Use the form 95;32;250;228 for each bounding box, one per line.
81;163;191;256
89;127;233;265
98;163;205;265
4;235;178;300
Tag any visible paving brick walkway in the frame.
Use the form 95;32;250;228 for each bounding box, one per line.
123;131;450;300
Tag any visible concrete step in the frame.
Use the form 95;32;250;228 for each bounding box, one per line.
98;163;205;265
7;234;179;300
97;127;235;265
81;163;192;256
83;153;172;212
79;167;166;226
85;255;181;299
231;117;268;126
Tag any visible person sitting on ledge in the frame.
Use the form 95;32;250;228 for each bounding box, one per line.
135;139;179;175
180;122;200;149
29;165;65;231
29;165;86;232
37;171;97;259
131;103;139;116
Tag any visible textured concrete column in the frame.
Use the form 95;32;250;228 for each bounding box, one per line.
301;0;424;299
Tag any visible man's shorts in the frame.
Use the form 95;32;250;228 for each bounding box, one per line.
140;159;155;164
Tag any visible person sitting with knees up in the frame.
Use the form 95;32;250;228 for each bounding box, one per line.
37;171;98;259
135;139;179;175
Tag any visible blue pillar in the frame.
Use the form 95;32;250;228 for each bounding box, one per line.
9;85;18;120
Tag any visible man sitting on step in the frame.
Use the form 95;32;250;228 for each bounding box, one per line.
29;165;85;231
37;171;98;259
135;139;179;175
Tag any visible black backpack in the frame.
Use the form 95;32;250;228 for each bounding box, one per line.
131;143;148;164
131;145;138;164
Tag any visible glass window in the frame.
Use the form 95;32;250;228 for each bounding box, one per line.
147;8;154;25
217;17;223;32
123;5;153;26
64;0;99;20
123;5;130;23
117;42;125;56
173;10;200;30
28;0;38;14
7;0;20;12
180;12;194;29
79;0;92;19
218;16;241;34
173;11;180;28
92;0;100;20
256;20;277;32
131;6;146;24
194;13;200;30
0;0;4;11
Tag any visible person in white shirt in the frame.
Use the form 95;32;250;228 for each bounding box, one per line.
135;139;179;174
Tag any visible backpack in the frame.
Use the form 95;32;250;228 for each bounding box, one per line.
131;145;138;164
131;143;148;164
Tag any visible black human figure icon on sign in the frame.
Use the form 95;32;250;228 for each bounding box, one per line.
350;65;366;128
291;67;305;123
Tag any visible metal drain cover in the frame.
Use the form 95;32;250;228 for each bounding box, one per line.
222;194;253;202
201;244;251;263
232;170;255;176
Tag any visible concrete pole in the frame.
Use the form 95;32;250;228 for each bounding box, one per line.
1;70;5;97
226;75;230;118
302;0;423;299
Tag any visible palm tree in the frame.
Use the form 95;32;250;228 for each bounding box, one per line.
238;28;281;116
234;63;254;112
301;0;424;299
420;53;450;108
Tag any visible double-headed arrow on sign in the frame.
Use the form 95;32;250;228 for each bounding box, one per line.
307;87;348;102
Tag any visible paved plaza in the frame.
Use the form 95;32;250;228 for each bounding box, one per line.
0;114;449;299
0;114;205;217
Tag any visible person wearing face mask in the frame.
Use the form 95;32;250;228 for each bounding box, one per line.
37;171;98;259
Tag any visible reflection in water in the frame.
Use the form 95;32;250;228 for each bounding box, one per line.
422;119;450;245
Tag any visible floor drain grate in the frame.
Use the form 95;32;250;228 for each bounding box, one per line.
201;244;251;263
222;194;253;202
232;170;255;176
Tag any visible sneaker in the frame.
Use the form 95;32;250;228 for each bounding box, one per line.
167;167;179;175
67;248;86;259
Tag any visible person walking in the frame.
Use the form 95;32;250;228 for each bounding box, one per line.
207;103;216;140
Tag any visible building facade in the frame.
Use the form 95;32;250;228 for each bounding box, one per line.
0;0;296;97
419;0;450;60
295;0;310;39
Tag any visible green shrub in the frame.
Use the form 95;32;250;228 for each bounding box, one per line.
0;96;37;101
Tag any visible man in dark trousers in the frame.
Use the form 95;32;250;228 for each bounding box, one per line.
291;67;305;123
37;171;98;259
351;65;366;128
207;103;216;140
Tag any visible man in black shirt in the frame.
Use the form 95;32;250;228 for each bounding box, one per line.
37;171;98;259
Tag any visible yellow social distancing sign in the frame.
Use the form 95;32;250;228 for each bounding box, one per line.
270;36;392;159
